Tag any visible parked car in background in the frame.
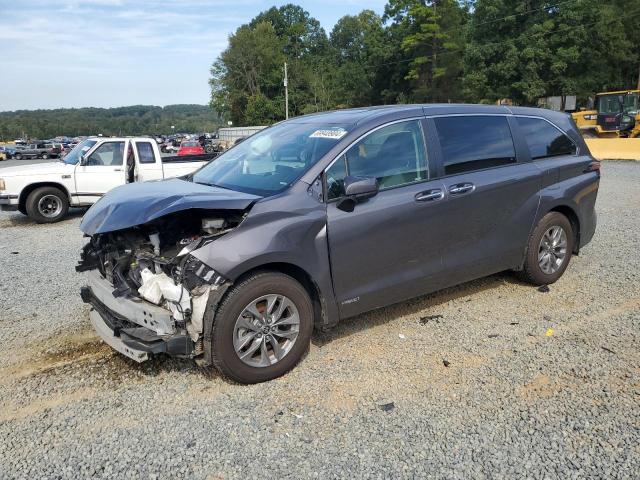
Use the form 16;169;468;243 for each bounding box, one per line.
75;104;599;384
0;137;217;223
7;142;60;159
178;140;205;156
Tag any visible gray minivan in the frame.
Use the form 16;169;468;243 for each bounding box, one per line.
78;104;599;383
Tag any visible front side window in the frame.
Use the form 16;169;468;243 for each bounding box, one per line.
325;120;428;200
86;141;125;167
434;115;516;175
516;117;576;160
136;142;155;164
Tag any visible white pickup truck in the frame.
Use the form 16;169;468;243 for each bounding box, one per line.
0;137;216;223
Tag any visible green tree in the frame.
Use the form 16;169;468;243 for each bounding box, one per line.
210;4;333;123
385;0;468;102
463;0;638;104
329;10;388;107
0;105;220;139
210;21;285;125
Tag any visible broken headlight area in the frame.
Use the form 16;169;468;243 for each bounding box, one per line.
77;210;241;357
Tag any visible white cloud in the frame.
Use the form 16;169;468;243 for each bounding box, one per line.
0;0;386;110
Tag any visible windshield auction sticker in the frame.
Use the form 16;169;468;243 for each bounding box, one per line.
309;128;347;140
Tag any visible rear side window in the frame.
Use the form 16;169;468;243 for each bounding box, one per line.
136;142;155;164
434;116;516;175
516;117;576;160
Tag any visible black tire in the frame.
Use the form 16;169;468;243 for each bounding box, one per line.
25;186;69;223
518;212;574;286
211;272;314;384
15;153;22;160
41;153;49;159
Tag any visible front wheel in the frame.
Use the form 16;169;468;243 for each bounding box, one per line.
41;153;49;159
25;186;69;223
14;153;22;160
518;212;574;285
211;272;314;384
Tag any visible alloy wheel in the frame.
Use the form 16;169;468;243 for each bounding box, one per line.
538;225;567;274
233;294;300;367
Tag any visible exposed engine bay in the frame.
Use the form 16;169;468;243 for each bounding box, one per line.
77;209;245;358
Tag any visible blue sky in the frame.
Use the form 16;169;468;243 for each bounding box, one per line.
0;0;387;112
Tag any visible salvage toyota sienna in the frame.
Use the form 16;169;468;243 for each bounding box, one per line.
77;104;599;383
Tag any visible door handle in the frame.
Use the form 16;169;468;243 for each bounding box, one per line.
113;168;122;171
415;189;444;202
449;183;474;195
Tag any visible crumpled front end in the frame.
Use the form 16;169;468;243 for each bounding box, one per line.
77;209;242;363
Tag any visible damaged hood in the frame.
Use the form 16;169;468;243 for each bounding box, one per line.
80;178;261;235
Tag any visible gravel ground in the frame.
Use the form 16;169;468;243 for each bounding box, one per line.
0;161;638;479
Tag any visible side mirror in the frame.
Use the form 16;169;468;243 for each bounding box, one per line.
79;154;87;166
345;175;378;199
337;175;379;212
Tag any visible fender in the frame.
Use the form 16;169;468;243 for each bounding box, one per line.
191;184;341;329
19;181;72;209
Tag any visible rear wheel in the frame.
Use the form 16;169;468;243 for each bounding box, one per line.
211;272;314;384
518;212;574;285
25;186;69;223
41;152;49;159
15;153;22;160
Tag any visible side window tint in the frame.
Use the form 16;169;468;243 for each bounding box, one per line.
325;156;347;200
516;117;576;160
136;142;155;164
86;142;125;166
434;116;516;175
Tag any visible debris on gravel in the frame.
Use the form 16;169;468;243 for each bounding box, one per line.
419;314;443;325
0;162;639;479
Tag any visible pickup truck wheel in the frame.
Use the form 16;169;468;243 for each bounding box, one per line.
518;212;574;286
41;153;49;159
211;272;314;384
25;186;69;223
14;153;22;160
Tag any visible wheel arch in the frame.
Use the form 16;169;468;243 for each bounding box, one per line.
19;182;72;212
230;262;327;331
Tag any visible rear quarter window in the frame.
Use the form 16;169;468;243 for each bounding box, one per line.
136;142;156;164
434;115;517;175
516;117;576;160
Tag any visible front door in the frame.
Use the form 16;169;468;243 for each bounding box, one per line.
325;119;448;318
74;140;126;205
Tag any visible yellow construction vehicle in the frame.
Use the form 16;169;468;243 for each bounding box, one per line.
572;90;640;138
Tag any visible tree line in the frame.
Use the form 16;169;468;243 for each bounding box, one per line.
210;0;640;125
0;105;221;141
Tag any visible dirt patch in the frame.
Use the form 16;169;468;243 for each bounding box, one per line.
0;331;113;384
517;374;569;401
0;387;98;422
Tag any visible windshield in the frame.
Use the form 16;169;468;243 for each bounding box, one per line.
63;139;97;164
597;94;622;115
191;121;351;196
623;93;639;115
